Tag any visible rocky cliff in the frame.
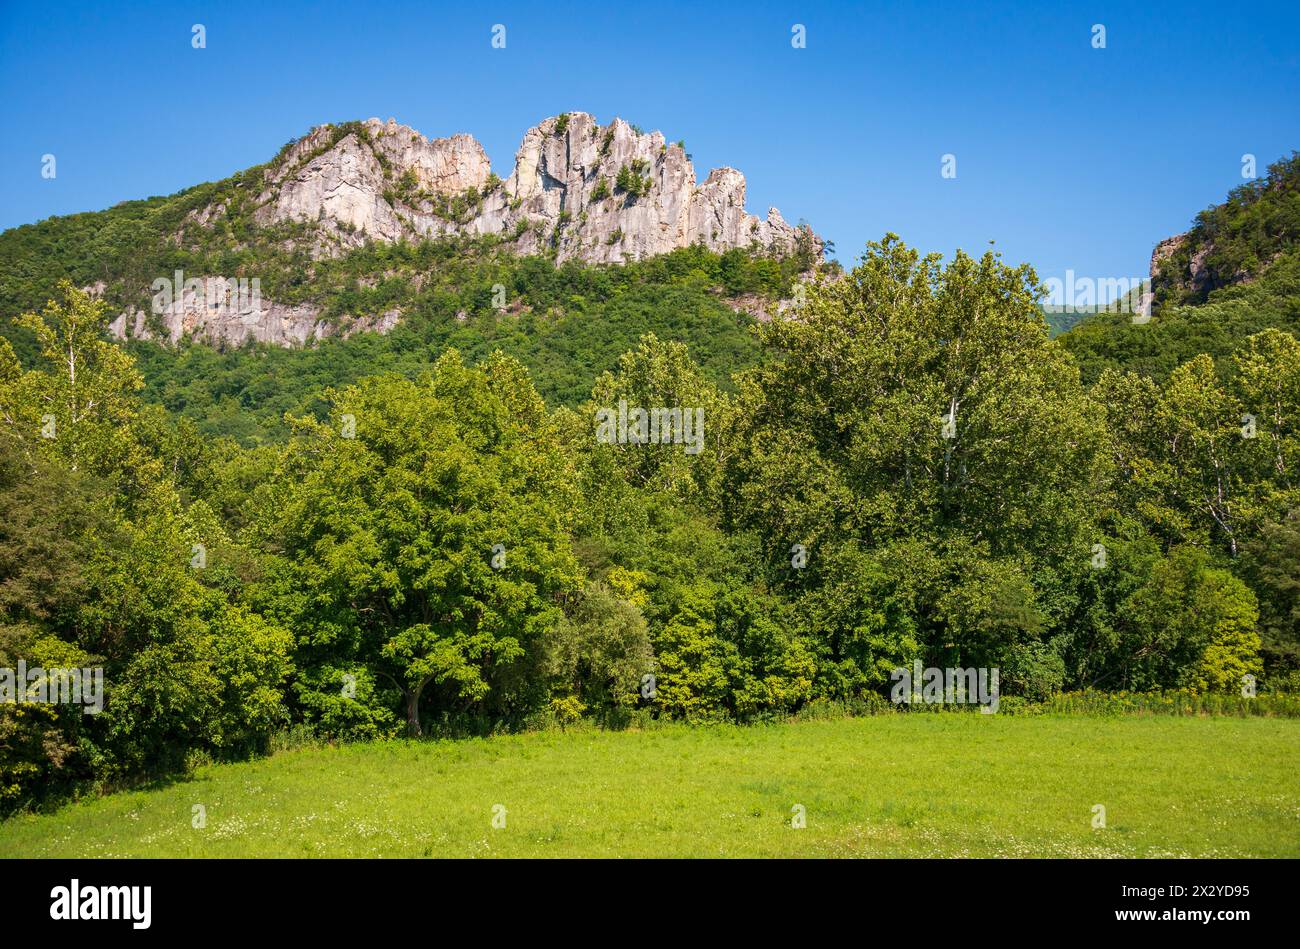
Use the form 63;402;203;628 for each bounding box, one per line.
1148;226;1263;310
106;283;397;349
1148;230;1210;305
209;113;815;265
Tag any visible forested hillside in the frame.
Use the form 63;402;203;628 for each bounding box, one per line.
121;244;784;444
1061;153;1300;383
0;166;815;443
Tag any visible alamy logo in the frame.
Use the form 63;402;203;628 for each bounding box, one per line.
1043;271;1146;313
890;660;1000;713
152;270;261;317
1;661;103;714
594;400;704;454
50;879;151;929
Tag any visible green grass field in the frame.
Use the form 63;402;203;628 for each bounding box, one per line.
2;715;1297;858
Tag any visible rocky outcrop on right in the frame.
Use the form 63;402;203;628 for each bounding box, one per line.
1148;230;1214;305
1148;152;1300;308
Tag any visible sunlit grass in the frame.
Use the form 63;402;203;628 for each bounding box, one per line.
2;715;1296;858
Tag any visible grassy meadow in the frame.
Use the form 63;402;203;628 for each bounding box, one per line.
2;714;1297;858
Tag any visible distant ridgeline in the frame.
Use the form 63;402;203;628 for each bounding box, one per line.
1041;289;1146;338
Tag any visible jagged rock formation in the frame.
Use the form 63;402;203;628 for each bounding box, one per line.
231;113;816;265
1149;231;1209;302
1131;238;1185;318
250;121;491;250
1148;228;1247;310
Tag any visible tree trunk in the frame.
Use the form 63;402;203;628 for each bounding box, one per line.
405;687;423;737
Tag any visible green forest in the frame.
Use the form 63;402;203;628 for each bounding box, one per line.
1;151;1298;818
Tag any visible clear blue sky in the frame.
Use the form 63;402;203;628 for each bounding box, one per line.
2;0;1297;296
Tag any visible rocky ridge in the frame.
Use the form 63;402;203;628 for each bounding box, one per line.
109;113;818;348
250;113;816;264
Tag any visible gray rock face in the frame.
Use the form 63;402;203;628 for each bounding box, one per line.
253;118;493;252
1149;230;1218;305
240;113;817;264
1150;232;1188;287
107;276;398;348
1150;224;1276;306
1132;236;1190;318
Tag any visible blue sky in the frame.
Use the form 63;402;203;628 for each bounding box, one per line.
2;0;1297;298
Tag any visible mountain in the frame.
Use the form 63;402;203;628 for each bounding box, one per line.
0;113;819;351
